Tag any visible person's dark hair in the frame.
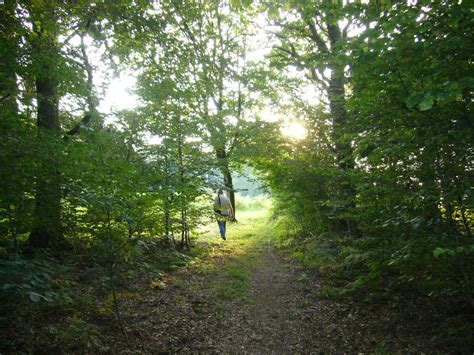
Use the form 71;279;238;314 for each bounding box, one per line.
217;188;223;195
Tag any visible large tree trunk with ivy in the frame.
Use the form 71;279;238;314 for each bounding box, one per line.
28;4;65;249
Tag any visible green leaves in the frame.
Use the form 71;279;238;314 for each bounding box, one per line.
405;92;433;111
418;95;434;111
405;77;473;111
459;76;474;90
262;1;474;319
433;245;474;259
267;6;280;20
28;291;47;302
432;247;455;258
405;92;425;110
0;257;65;309
230;0;253;9
1;4;473;351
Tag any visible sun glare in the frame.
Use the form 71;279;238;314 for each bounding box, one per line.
99;75;139;114
282;122;307;140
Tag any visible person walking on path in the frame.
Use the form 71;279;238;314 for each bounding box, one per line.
214;189;234;240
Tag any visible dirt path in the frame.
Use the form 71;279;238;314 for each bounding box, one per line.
210;245;310;352
116;241;321;353
0;212;462;353
112;231;444;353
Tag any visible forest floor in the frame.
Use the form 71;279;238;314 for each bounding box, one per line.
104;210;454;353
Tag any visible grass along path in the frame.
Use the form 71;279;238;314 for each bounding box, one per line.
192;210;319;352
108;209;449;353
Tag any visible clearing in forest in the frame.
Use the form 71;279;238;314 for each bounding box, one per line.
107;210;445;353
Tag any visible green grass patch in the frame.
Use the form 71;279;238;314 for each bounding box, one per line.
216;268;251;301
192;207;272;305
297;298;310;308
235;195;272;212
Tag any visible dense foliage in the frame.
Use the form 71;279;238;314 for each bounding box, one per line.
0;0;472;351
256;0;473;338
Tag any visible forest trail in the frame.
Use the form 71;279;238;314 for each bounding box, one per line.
112;211;443;353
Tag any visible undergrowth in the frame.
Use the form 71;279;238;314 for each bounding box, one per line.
1;206;272;353
268;210;474;351
0;236;197;353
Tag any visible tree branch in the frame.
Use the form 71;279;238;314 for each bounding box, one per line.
274;45;299;60
63;114;91;142
307;21;330;54
306;68;329;89
0;94;11;104
342;21;351;39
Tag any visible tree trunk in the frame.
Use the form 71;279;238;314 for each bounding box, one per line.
80;32;102;128
28;4;66;248
216;147;236;221
163;153;173;244
0;0;19;115
177;130;189;248
418;144;442;229
29;74;65;248
327;22;357;234
223;169;235;219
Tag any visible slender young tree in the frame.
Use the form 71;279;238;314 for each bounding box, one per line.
122;1;267;220
164;0;263;219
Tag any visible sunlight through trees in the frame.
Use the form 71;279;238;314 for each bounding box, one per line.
0;0;472;352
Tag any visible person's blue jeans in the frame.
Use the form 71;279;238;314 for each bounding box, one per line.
217;220;226;240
